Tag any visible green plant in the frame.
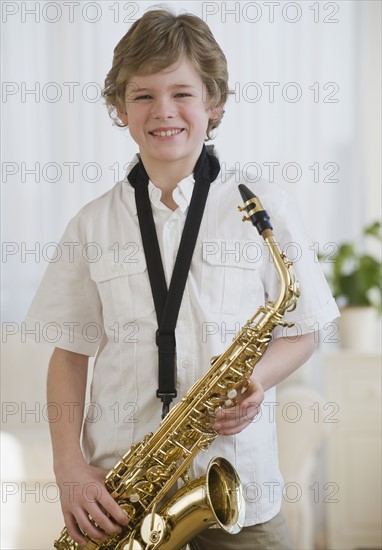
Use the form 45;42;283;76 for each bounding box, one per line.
320;221;381;310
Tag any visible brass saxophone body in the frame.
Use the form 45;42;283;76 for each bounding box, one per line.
54;185;300;550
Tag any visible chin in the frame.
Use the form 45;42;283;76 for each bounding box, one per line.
152;147;192;162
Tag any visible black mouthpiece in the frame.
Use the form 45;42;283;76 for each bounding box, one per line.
238;184;273;235
238;184;255;203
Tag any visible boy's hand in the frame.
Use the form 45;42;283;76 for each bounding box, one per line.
56;460;129;546
213;376;264;435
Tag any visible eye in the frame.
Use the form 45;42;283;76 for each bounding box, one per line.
175;93;192;98
134;95;152;101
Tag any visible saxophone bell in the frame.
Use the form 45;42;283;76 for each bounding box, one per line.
139;457;245;550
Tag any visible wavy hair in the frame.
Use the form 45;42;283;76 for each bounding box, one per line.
103;7;230;139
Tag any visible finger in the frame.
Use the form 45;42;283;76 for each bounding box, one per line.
99;493;130;526
74;507;109;543
214;402;261;433
214;414;252;435
216;424;248;435
64;512;88;547
214;408;243;432
239;400;262;422
88;504;123;536
215;401;260;423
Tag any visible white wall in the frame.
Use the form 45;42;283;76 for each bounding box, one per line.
2;0;380;323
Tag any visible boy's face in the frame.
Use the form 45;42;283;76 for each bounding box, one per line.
119;58;220;170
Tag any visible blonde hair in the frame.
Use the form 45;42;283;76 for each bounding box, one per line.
103;7;230;139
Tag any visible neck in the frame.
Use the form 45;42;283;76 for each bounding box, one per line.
139;147;204;192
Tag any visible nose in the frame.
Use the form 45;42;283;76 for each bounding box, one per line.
151;96;176;120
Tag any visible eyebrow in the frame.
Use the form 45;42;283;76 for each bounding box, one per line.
133;84;197;93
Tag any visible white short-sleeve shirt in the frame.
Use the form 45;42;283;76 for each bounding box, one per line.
26;155;340;526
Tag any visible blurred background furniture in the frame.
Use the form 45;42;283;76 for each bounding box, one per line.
276;384;329;550
1;337;62;548
324;351;382;550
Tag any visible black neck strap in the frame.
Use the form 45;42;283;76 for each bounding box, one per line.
128;145;220;418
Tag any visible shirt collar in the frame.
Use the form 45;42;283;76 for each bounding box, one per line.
171;173;195;212
123;154;197;214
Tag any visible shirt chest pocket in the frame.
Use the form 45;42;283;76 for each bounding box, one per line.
89;250;155;323
200;239;264;315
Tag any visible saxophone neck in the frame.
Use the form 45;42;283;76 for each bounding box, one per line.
238;184;300;316
264;234;299;314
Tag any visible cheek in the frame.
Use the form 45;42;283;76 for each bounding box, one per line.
126;104;145;123
185;106;210;131
125;117;143;145
126;111;145;136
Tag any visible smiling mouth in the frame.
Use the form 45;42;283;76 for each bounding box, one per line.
150;129;184;137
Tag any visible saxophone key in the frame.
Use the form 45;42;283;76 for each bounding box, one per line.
120;503;137;518
157;445;183;462
206;395;224;408
146;465;166;483
140;513;167;545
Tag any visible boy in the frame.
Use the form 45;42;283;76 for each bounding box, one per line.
26;7;339;549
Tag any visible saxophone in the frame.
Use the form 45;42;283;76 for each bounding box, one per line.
54;184;300;550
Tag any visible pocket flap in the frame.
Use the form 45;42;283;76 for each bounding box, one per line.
90;249;147;283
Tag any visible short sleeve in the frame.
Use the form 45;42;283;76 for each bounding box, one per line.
25;215;103;356
260;191;340;339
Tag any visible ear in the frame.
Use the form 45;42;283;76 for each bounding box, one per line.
208;105;223;121
116;99;128;125
117;109;128;126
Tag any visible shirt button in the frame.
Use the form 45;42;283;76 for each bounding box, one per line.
112;263;122;272
182;359;190;369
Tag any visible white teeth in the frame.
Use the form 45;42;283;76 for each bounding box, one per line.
152;129;181;137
